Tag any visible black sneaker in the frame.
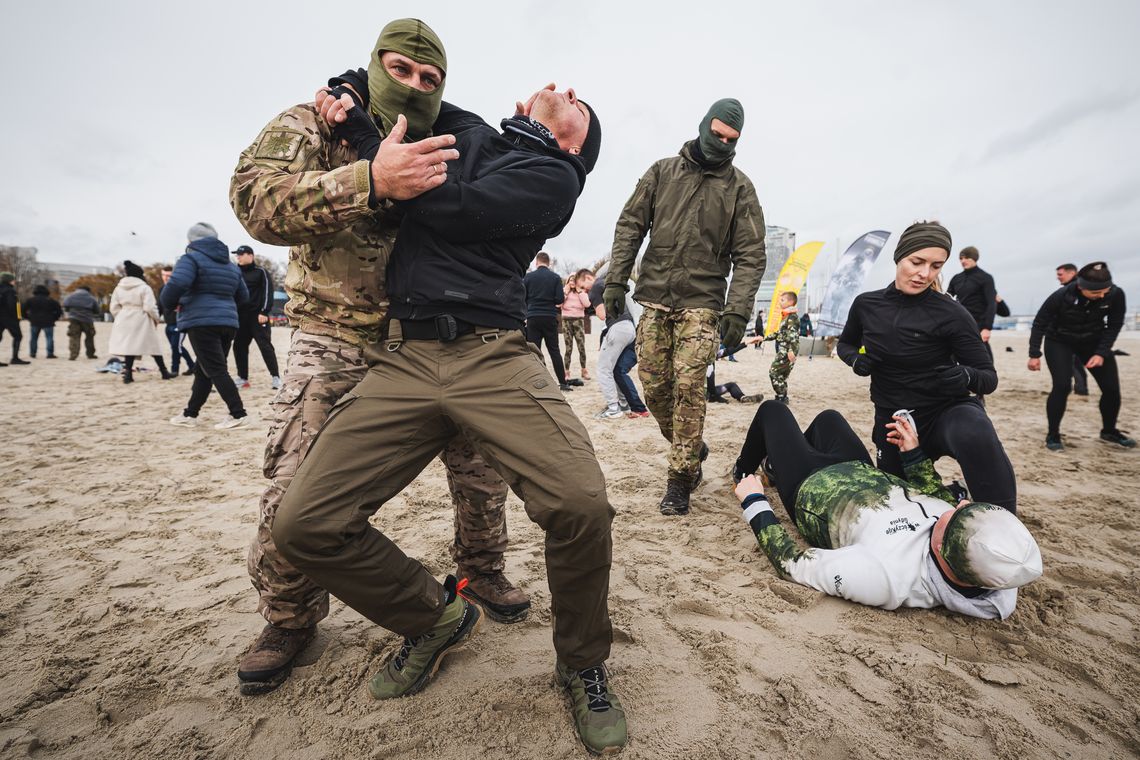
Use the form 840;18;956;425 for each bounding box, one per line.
760;456;777;488
732;457;750;485
1099;429;1136;449
1045;434;1064;451
659;477;690;516
559;383;575;392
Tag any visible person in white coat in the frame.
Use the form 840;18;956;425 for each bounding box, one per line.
108;261;173;383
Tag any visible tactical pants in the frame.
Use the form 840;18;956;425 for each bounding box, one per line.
562;316;587;373
68;320;97;359
250;331;511;629
635;306;719;479
274;329;613;668
769;355;794;396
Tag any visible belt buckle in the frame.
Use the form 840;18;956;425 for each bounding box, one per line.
435;314;459;342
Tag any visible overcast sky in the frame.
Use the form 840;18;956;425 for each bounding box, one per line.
2;0;1137;314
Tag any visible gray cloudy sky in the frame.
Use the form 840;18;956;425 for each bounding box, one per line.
2;0;1137;314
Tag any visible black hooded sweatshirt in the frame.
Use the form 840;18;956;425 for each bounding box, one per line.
22;292;63;327
1028;281;1125;359
387;104;585;330
837;283;998;411
947;266;997;330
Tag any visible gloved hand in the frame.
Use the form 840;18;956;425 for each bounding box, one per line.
602;284;626;318
851;355;875;377
719;313;747;352
937;364;974;394
331;95;383;161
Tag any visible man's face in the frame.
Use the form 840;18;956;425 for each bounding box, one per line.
708;117;741;145
236;253;254;266
161;270;172;283
1056;267;1075;284
1080;286;1110;301
580;274;596;290
960;256;977;270
380;51;443;92
526;85;590;154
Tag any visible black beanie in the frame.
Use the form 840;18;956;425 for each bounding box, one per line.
577;100;601;174
1077;261;1112;291
893;222;952;263
124;260;145;279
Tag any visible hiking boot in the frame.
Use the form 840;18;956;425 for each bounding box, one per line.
555;662;627;755
458;571;531;623
659;476;691;516
1100;429;1136;448
1045;434;1064;452
369;576;481;700
237;624;316;695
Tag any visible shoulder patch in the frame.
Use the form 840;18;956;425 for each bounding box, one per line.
254;129;305;161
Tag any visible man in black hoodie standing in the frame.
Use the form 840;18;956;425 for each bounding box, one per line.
524;251;571;390
231;245;280;389
947;246;998;360
274;86;627;755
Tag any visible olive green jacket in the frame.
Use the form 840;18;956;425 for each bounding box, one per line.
608;141;766;319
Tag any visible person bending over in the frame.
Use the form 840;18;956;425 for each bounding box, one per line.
732;401;1042;619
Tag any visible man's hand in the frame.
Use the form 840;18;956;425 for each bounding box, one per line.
937;364;973;394
1027;357;1041;372
719;313;747;350
602;284;626;318
735;474;764;502
372;114;460;201
1086;355;1105;369
980;328;991;343
885;413;919;452
787;351;796;363
315;87;355;126
851;354;875;377
257;314;269;325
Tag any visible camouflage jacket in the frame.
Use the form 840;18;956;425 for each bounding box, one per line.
229;104;398;347
764;311;800;356
742;450;1016;619
608;141;766;319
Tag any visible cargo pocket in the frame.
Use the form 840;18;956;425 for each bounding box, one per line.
264;376;312;479
513;368;596;461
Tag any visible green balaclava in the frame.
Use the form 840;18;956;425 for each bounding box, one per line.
697;98;745;164
368;18;447;141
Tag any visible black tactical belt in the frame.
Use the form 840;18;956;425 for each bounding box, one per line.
399;315;476;342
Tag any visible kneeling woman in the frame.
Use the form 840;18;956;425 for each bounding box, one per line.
733;402;1042;619
837;221;1016;511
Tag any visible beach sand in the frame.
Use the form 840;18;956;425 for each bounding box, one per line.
1;328;1137;759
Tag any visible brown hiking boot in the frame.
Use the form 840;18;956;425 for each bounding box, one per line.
458;571;531;623
237;624;316;695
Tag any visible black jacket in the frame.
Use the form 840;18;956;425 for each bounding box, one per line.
22;294;63;327
947;266;997;330
387;105;585;330
239;262;274;316
838;283;998;410
1028;282;1126;358
0;282;18;325
523;266;565;319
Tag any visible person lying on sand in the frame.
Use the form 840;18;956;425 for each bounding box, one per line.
732;401;1042;619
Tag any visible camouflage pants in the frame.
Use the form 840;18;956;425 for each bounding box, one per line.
769;356;794;396
635;307;720;478
249;331;509;629
562;317;587;372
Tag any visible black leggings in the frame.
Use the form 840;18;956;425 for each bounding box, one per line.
184;326;245;419
1044;339;1120;435
526;316;567;384
872;398;1016;513
738;402;871;519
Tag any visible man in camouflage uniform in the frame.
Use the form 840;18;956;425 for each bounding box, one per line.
228;18;528;696
762;291;800;403
605;98;766;516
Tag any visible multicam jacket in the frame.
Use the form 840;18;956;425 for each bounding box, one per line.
229;103;398;347
608;141;766;320
764;311;800;356
741;449;1017;619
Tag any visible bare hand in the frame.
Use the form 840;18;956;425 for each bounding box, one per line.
1027;357;1041;372
1086;355;1104;369
787;351;796;363
980;329;991;343
372;114;460;201
735;474;765;502
257;314;269;325
885;414;919;452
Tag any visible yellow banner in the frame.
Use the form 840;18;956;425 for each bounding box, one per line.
764;241;825;335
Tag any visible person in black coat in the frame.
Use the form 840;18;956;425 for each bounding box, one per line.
0;272;28;366
947;246;997;359
22;284;63;358
838;221;1016;512
1028;261;1132;450
232;245;280;388
524;251;570;390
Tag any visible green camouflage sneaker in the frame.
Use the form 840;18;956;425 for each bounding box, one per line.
555;662;627;755
368;576;482;700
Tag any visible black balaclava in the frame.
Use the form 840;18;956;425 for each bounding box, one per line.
697;98;744;165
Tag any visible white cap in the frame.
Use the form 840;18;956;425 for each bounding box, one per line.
944;504;1043;589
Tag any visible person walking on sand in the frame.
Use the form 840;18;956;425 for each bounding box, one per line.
161;223;250;428
231;245;281;390
23;285;63;359
108;261;173;383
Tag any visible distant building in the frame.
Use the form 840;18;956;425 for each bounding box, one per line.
751;226;795;326
40;261;115;288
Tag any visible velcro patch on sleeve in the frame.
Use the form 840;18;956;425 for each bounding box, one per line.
254;130;305;161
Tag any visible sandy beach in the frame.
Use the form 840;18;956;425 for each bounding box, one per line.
1;327;1137;760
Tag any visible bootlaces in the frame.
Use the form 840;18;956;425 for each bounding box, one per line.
579;666;611;712
392;634;424;672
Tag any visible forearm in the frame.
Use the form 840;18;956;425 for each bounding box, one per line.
900;447;955;502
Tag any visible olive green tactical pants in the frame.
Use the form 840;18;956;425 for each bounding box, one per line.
275;329;614;669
